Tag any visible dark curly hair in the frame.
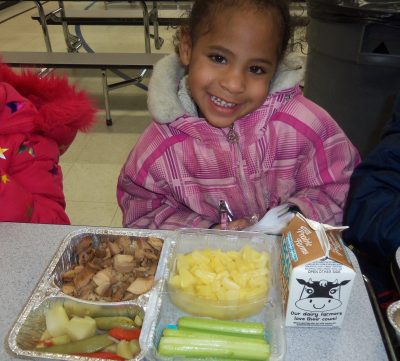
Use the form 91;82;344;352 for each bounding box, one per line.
173;0;292;62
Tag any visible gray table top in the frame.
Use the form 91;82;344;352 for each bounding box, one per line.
0;222;388;361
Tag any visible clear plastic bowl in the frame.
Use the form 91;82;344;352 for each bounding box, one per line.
168;282;267;320
140;229;286;361
166;230;272;319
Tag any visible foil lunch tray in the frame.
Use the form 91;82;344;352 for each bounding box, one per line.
140;229;286;361
8;227;174;361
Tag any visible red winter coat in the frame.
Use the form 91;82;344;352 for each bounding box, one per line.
0;63;96;224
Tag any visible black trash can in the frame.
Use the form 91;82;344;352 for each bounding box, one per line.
303;0;400;158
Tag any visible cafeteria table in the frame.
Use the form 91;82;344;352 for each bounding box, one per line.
0;222;389;361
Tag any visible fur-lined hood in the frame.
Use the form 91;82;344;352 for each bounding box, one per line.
0;62;97;152
148;53;305;124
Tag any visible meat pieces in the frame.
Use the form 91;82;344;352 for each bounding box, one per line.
127;277;154;295
60;235;164;302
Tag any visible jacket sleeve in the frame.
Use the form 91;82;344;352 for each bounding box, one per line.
117;128;214;230
286;140;360;226
0;134;70;225
279;100;361;226
117;172;213;229
343;95;400;264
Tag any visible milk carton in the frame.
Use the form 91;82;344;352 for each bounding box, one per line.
280;213;355;327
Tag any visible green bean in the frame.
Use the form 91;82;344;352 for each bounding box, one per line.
42;334;114;354
94;316;135;330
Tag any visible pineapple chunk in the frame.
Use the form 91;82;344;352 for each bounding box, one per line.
210;255;225;274
195;284;213;298
169;246;270;303
180;269;196;288
221;277;240;290
193;268;216;284
190;250;210;265
176;254;190;274
45;304;70;337
65;316;96;341
117;340;134;360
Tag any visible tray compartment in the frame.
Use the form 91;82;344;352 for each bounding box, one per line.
51;230;167;302
13;295;144;360
8;227;172;361
141;229;286;361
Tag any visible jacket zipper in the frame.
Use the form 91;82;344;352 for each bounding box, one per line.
228;124;257;218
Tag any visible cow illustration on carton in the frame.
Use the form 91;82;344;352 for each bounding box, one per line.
280;213;355;327
295;278;351;312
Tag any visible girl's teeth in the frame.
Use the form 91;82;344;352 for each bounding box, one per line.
211;95;236;108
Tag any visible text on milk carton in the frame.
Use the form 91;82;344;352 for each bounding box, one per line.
280;214;355;327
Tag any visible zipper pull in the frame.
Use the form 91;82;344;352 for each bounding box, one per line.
219;200;234;230
227;123;239;144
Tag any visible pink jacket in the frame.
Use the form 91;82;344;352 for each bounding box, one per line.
0;63;96;224
117;54;360;229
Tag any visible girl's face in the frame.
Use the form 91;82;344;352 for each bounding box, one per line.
179;7;280;129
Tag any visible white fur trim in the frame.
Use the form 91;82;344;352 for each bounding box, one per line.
269;53;305;94
147;54;187;124
177;76;198;117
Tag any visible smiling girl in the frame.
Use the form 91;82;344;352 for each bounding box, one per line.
117;0;360;230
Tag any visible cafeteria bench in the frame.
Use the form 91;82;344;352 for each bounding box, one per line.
31;0;190;54
1;51;167;126
31;1;309;54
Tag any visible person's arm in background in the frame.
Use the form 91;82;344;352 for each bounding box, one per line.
0;63;96;225
0;134;70;224
343;95;400;265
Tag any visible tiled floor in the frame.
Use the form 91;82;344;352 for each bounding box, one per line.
0;1;307;227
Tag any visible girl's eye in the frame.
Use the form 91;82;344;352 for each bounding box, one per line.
209;55;226;64
249;66;266;75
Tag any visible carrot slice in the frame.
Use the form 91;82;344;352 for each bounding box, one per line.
108;327;141;341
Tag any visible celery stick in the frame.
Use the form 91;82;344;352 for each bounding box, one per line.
163;328;266;344
177;317;265;338
158;336;269;361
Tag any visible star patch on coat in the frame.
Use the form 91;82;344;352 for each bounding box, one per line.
6;101;21;113
18;141;35;157
0;147;9;159
1;174;10;184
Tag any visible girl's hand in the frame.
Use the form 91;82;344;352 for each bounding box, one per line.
212;218;251;231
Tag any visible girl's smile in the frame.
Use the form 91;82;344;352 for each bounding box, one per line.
210;95;237;109
209;94;240;119
179;6;280;129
